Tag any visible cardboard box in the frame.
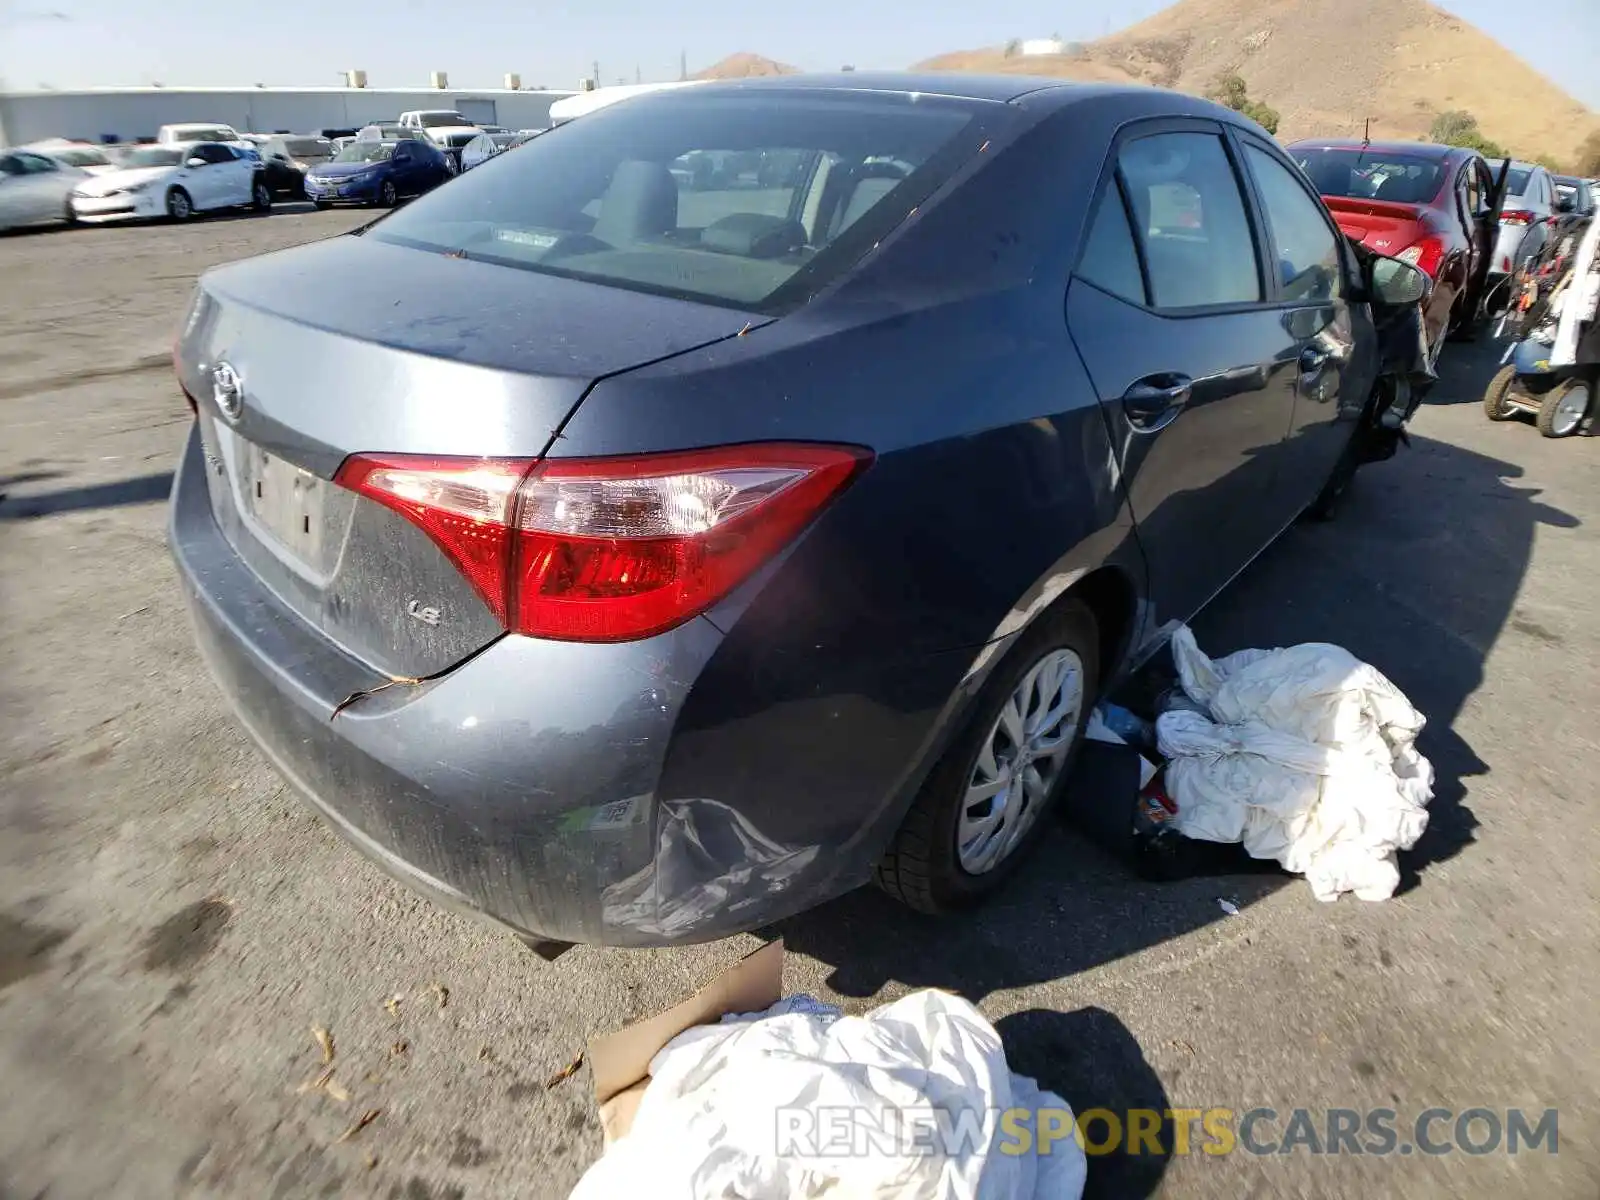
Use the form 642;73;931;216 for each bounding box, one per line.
587;939;785;1144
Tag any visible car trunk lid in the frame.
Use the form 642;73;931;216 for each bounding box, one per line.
178;234;765;678
1321;196;1426;257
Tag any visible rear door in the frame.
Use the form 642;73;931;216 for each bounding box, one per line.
1235;133;1377;507
1067;120;1304;624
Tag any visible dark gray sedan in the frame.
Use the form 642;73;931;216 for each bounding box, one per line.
170;74;1428;948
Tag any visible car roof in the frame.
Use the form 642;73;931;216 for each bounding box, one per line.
1287;137;1462;159
685;71;1083;104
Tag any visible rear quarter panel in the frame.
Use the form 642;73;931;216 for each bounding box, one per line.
548;95;1152;894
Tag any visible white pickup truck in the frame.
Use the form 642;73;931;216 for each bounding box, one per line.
395;110;483;163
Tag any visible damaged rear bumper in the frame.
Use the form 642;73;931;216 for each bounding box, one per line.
168;426;948;946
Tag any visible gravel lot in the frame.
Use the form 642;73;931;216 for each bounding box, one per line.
1;208;1596;1199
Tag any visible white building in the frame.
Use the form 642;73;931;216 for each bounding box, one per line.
1018;38;1069;56
0;85;576;146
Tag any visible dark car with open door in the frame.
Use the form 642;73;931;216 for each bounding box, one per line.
171;75;1433;949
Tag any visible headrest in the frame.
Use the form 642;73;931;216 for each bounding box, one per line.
593;160;678;244
699;213;806;259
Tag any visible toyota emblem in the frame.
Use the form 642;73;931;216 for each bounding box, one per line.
212;361;244;423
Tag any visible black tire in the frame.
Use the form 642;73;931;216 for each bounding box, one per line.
1483;365;1518;421
1536;379;1591;438
378;180;397;208
314;200;332;211
876;599;1100;913
251;180;272;212
62;196;79;226
166;187;193;222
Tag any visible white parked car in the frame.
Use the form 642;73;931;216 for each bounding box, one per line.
0;148;87;231
21;139;121;177
157;122;245;146
70;142;272;223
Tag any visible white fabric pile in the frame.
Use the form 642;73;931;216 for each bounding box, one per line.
570;990;1087;1200
1157;625;1433;901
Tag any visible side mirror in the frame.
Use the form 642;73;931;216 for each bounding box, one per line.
1369;257;1430;306
185;156;206;169
1556;196;1575;214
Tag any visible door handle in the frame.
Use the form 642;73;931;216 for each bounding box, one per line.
1121;375;1192;431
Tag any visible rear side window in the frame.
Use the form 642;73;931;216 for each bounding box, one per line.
1117;132;1260;308
371;91;990;313
1076;188;1146;304
1244;145;1342;303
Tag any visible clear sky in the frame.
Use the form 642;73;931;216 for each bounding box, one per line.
3;0;1597;106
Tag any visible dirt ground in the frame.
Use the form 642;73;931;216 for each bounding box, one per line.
1;208;1596;1199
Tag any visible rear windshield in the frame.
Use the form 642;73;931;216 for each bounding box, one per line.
370;91;987;312
1503;166;1533;195
283;137;331;157
417;112;468;128
1291;149;1446;204
123;147;185;168
173;127;234;143
53;147;110;167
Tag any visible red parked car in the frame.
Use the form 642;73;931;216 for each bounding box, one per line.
1288;139;1497;357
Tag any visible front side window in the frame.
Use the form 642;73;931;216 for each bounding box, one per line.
1245;145;1342;303
371;91;990;312
15;153;59;174
1461;166;1481;222
53;148;109;168
1117;132;1261;308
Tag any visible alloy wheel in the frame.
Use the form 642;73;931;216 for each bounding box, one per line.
957;647;1084;874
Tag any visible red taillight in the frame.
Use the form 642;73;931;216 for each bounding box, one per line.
1395;235;1447;278
335;443;871;642
1501;209;1535;226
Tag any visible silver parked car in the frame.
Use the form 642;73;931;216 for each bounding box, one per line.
1485;159;1559;283
0;149;86;231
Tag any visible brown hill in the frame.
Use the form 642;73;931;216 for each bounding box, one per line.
694;53;800;80
915;0;1600;163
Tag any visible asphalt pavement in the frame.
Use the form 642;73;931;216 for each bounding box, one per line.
0;208;1596;1199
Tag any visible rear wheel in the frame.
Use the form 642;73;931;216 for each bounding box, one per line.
876;600;1099;913
378;180;397;208
1483;365;1518;421
251;180;272;212
1536;379;1591;438
313;200;332;211
166;187;193;221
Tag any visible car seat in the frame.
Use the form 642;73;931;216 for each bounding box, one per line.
593;160;679;245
